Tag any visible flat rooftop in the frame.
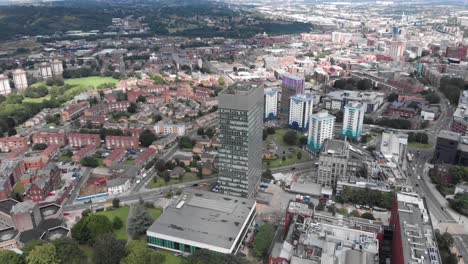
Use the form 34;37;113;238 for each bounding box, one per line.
438;130;460;141
0;199;19;215
147;188;256;252
221;82;262;96
396;193;440;264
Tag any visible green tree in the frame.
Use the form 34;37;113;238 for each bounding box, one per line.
283;130;298;145
350;210;361;217
127;204;154;239
0;250;23;264
26;243;59;264
252;224;275;257
112;198;120;208
184;249;249;264
121;240;165;264
92;233;126;264
297;151;302;160
52;238;84;264
32;143;48;150
334;79;346;89
298;136;308;146
262;169;273;179
218;76;225;86
179;136;195;149
361;212;375;220
80;156;99;168
71;214;113;245
136;95;147;103
127;102;138;113
139;129;158;147
113;216;123;230
23;240;46;258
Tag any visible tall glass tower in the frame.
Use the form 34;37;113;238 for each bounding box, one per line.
218;82;264;198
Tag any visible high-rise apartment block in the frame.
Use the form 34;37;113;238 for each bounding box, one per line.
50;60;63;76
288;93;314;132
317;140;349;188
342;102;365;140
280;74;304;115
218;82;264;198
388;40;407;59
39;63;53;80
308;111;335;152
0;74;11;96
264;87;279;121
12;69;28;91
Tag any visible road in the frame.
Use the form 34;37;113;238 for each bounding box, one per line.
63;178;217;212
453;235;468;260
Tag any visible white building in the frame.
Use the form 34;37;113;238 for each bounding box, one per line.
39;63;53;79
0;75;11;96
323;90;384;113
107;178;131;195
308;111;335;152
50;60;63;76
264;87;279;121
154;123;186;136
288;93;314;131
380;131;408;164
342;102;366;140
388;40;407;59
12;69;28;91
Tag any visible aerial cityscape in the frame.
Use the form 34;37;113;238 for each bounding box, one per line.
0;0;467;263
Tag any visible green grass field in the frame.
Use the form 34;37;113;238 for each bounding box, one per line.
146;172;199;189
65;76;118;89
22;94;51;103
12;183;24;194
160;250;182;264
265;128;310;168
95;207;162;240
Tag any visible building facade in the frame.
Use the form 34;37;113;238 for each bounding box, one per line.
12;69;28;91
280;74;304;115
264;87;279;121
342;102;365;140
218;82;263;198
0;75;11;96
317;140;349;188
288;94;314;132
308;111;335;152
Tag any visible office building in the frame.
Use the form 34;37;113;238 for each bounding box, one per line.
38;63;53;80
280;74;304;115
388;40;407;59
264;87;279;121
308;111;335;152
342;102;365;140
433;130;468;166
12;69;28;91
218;82;263;198
323;90;384;113
317;140;349;188
50;60;63;76
288;93;314;132
390;193;441;264
0;75;11;96
380;132;408;164
147;189;256;254
271;200;382;264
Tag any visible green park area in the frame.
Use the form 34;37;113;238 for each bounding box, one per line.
146;172;199;189
95;206;162;240
264;128;310;168
65;76;119;89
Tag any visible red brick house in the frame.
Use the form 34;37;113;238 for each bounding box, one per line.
104;148;125;167
72;145;97;163
32;132;67;147
0;137;28;152
61;101;88;122
24;164;61;202
105;136;139;150
68;133;101;147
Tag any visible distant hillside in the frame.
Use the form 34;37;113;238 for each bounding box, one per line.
0;6;112;39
